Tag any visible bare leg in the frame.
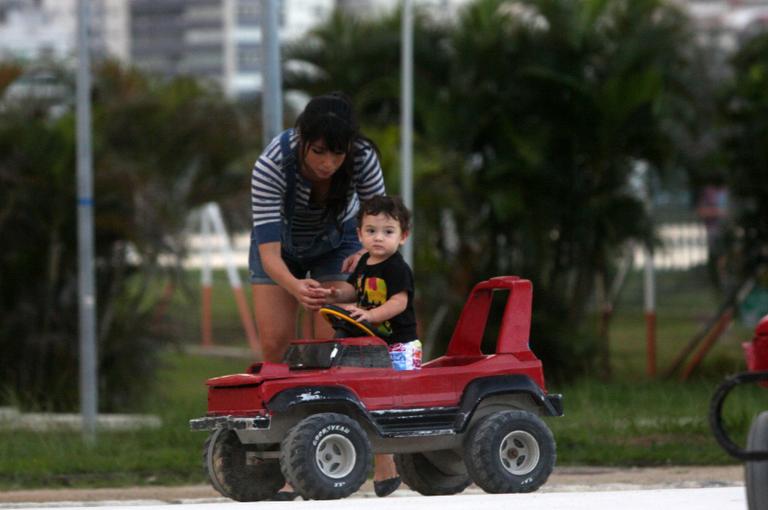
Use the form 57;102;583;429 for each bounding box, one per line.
300;307;314;338
315;281;349;338
251;284;299;362
374;454;398;481
312;310;335;339
252;284;299;497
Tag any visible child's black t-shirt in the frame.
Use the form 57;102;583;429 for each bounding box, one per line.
347;252;417;344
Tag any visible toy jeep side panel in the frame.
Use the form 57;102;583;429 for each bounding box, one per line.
393;357;543;408
261;367;396;410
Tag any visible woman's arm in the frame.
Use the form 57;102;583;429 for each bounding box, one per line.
251;141;287;240
341;248;367;273
340;142;384;273
353;140;385;201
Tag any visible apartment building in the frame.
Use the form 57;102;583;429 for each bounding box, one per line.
129;0;335;98
0;0;128;61
1;0;768;98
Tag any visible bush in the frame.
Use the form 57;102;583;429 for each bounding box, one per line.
0;62;257;411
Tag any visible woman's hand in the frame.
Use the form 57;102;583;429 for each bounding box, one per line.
293;279;332;310
341;249;367;273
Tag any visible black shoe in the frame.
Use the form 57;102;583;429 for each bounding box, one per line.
374;476;401;497
270;491;299;501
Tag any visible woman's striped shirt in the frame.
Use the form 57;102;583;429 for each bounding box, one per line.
251;130;385;247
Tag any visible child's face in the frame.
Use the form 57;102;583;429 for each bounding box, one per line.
357;213;408;262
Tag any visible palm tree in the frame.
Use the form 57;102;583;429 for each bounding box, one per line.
416;0;699;378
721;33;768;278
283;6;452;130
280;0;701;379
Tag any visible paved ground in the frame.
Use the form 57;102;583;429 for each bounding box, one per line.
0;488;748;510
0;465;744;505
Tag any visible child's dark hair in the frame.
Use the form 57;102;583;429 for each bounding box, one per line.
357;195;411;232
295;91;380;225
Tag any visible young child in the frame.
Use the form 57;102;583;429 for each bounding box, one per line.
328;195;416;497
330;195;421;370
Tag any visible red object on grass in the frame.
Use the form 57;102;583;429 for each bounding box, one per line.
743;314;768;386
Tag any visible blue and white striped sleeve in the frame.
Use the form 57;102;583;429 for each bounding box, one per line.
353;140;385;200
251;139;286;245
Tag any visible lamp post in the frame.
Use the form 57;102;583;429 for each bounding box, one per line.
260;0;283;145
401;0;414;267
76;0;97;444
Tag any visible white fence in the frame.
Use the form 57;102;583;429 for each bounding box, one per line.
633;222;709;270
173;221;710;271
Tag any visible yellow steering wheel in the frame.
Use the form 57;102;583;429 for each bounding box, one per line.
319;304;390;339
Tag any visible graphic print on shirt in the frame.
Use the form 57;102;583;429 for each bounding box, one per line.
355;275;393;336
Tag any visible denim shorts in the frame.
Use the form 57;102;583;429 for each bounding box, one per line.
249;230;362;285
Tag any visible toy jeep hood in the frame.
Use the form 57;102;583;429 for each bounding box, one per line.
205;336;392;388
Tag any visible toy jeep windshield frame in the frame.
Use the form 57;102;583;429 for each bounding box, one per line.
282;337;392;370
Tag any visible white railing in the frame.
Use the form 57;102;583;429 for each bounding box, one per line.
633;222;709;270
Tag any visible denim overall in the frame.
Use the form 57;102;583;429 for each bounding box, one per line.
249;129;359;282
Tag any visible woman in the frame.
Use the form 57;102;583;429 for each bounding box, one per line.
249;92;400;497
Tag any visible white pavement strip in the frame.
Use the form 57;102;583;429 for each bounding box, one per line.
0;488;746;510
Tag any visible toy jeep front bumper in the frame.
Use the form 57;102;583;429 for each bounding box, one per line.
189;414;271;431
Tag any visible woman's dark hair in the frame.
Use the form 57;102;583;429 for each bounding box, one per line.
295;91;380;226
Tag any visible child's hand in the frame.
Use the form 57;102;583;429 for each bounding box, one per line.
344;305;374;323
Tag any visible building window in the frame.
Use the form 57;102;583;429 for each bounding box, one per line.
237;0;260;25
237;44;261;72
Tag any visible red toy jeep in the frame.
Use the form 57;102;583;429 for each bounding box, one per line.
190;276;563;501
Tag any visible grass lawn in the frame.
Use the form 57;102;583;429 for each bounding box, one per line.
0;352;246;490
1;266;765;489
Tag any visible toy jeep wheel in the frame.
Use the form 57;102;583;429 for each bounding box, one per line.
464;410;555;493
203;429;284;501
746;411;768;510
280;413;371;500
395;449;472;495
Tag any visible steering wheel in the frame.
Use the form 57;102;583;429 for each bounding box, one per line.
319;304;391;340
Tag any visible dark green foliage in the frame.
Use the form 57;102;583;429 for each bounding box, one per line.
0;62;258;411
285;0;698;379
721;33;768;276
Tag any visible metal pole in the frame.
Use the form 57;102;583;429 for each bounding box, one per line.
400;0;414;267
643;167;656;378
260;0;283;146
76;0;98;444
200;209;213;348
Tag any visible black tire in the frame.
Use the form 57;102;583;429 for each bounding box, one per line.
746;411;768;510
203;429;284;501
394;450;472;495
464;410;556;493
280;413;371;500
